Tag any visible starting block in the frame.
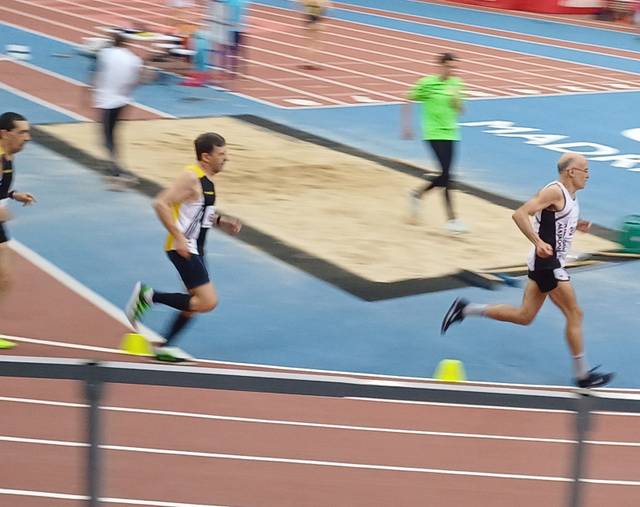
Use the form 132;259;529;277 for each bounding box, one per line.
434;359;466;382
119;333;153;356
0;338;16;350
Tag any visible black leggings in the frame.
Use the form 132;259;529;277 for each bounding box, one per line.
101;106;125;176
417;139;456;220
427;140;454;187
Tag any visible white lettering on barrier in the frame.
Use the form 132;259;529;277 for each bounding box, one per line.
500;134;568;145
622;128;640;143
590;155;640;171
540;142;618;156
460;120;640;172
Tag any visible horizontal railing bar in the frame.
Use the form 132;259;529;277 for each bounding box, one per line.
1;356;638;413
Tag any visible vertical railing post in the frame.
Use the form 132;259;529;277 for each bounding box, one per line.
569;393;595;507
84;362;104;507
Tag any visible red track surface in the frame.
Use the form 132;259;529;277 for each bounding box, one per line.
3;0;640;109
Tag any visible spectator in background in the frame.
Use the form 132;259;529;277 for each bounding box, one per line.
226;0;249;77
90;33;143;188
298;0;331;70
205;0;230;81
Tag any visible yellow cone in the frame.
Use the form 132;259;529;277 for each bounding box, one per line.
0;338;16;350
119;333;153;356
434;359;466;382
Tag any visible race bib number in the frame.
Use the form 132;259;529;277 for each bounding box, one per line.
202;205;216;229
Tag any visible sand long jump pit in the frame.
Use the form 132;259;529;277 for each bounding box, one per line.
35;115;618;301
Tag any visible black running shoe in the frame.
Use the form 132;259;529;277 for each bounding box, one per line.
575;366;614;388
441;298;468;335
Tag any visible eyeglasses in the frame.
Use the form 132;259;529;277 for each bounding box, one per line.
572;168;589;174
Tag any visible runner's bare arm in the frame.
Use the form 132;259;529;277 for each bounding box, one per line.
512;185;563;257
153;171;198;240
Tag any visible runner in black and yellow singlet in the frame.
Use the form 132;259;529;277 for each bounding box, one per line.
125;133;242;362
163;163;217;292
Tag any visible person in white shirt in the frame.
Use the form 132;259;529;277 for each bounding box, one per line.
91;33;142;185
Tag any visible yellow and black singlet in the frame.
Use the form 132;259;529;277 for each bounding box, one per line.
165;164;216;256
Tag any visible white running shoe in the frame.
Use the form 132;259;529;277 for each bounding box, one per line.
125;282;153;328
446;219;468;234
154;346;195;363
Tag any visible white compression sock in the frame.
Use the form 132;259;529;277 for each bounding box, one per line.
573;353;589;379
462;304;488;317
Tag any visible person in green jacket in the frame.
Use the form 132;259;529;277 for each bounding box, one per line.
403;53;466;233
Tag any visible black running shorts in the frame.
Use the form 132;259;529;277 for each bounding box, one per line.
528;268;570;293
167;251;210;290
0;222;8;244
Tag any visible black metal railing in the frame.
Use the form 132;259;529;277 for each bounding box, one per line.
2;356;639;506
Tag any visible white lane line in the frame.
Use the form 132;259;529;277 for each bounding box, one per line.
246;12;616;95
254;4;640;84
14;0;503;101
0;19;82;47
6;434;640;485
0;487;237;506
0;395;582;445
5;394;638;445
558;85;596;92
332;1;640;62
0;435;575;483
607;83;638;89
0;81;89;121
510;88;542;94
249;7;560;95
465;90;495;97
0;5;98;37
2;1;345;106
2;335;133;355
399;0;640;37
